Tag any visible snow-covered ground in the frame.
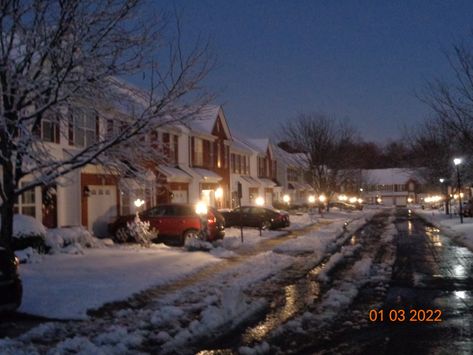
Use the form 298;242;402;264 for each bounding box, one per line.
19;245;220;319
1;209;377;354
416;208;473;251
14;212;318;320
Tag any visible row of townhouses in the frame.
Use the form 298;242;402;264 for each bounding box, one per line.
20;96;426;237
21;103;315;237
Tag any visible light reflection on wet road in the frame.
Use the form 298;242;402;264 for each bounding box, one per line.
380;209;473;354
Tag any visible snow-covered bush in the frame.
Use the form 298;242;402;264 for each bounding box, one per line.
116;215;158;247
46;226;99;254
4;214;47;252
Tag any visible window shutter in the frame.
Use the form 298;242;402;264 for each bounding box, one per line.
68;116;74;145
54;119;60;144
173;135;178;164
191;137;195;166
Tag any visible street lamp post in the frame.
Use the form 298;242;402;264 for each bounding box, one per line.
439;178;449;215
453;158;463;224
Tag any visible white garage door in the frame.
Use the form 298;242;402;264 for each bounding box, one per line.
88;185;117;237
172;190;188;204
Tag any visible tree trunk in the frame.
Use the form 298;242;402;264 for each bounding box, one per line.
0;163;16;252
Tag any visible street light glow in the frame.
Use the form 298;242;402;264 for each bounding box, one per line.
454;158;462;166
308;195;316;204
319;195;326;203
283;194;290;203
439;178;445;183
215;187;223;199
255;196;265;206
134;198;145;208
195;201;208;215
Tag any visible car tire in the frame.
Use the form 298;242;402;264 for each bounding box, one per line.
115;227;131;243
261;220;271;230
181;229;200;246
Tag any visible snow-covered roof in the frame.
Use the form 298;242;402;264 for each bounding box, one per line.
191;168;222;183
186;105;220;133
273;146;309;169
361;168;421;185
158;166;192;182
231;134;256;154
185;105;232;140
246;138;270;154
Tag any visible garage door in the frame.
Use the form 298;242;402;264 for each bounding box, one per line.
88;185;117;237
172;190;188;203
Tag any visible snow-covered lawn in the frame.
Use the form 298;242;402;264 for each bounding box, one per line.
19;245;220;319
16;209;370;322
1;209;378;354
416;208;473;251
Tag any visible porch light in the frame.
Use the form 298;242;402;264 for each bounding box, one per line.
134;198;145;208
215;187;223;200
195;201;208;215
283;194;290;204
255;196;265;206
308;195;316;204
338;194;347;201
407;197;413;204
357;198;363;204
319;195;326;203
349;197;357;204
376;197;382;204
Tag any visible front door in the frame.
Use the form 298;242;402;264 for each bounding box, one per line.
42;185;57;228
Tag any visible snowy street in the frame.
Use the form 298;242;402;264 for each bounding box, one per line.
0;210;371;353
4;207;473;354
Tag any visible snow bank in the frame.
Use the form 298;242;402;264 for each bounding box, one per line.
417;209;473;251
45;226;103;253
161;287;265;353
9;214;47;238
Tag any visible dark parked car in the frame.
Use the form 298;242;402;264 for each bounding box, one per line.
328;201;359;211
108;204;225;245
220;206;290;230
0;247;22;312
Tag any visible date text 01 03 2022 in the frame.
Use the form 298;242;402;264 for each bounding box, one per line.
369;309;442;323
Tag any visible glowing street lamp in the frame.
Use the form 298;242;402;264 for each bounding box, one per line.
308;195;316;204
454;158;464;224
215;187;223;200
195;201;208;215
318;194;326;203
283;194;291;205
255;196;265;206
195;201;209;240
134;198;145;208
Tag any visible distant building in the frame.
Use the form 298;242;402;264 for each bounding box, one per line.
358;168;424;206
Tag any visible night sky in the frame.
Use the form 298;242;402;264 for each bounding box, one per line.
139;1;473;143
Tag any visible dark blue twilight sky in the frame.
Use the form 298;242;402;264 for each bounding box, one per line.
138;1;473;143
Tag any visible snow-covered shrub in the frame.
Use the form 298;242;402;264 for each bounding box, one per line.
116;215;157;247
46;226;99;253
6;215;47;252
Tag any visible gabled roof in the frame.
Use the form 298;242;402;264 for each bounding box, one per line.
186;105;232;140
231;134;256;154
361;168;422;185
273;146;309;169
246;138;270;155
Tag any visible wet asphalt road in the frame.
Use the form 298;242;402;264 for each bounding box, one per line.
375;209;473;354
199;209;473;354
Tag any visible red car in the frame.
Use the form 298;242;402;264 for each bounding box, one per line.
108;204;225;245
